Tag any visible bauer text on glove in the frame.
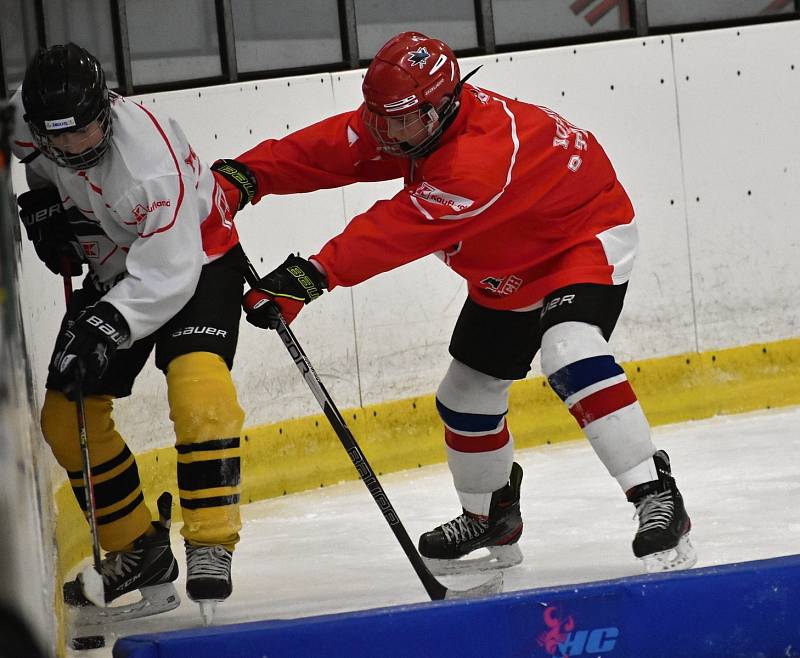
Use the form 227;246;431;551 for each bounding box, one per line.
243;255;325;328
18;187;85;276
50;301;130;398
211;158;258;212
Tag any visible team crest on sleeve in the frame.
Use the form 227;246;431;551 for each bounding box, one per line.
407;47;431;69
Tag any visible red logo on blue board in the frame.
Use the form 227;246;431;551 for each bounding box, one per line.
536;605;619;657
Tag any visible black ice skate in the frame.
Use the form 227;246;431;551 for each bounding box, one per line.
63;492;180;627
185;542;233;625
627;450;697;573
419;462;524;576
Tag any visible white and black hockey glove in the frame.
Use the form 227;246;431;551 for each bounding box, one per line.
17;187;84;276
50;301;130;397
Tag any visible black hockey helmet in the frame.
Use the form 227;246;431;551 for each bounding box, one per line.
22;43;112;169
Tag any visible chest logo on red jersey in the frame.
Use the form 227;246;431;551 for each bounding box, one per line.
412;182;474;212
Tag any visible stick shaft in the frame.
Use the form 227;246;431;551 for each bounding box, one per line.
62;272;102;571
244;260;447;600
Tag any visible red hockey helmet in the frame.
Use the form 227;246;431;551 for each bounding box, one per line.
362;32;461;158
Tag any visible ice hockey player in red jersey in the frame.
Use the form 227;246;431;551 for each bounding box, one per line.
12;43;246;626
214;31;696;574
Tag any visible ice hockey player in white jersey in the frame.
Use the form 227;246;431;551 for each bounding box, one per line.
11;43;248;626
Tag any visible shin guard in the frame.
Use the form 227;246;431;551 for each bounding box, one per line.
167;352;244;550
541;321;655;479
40;390;151;550
436;359;514;516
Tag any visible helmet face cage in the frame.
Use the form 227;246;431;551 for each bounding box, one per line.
363;102;440;158
363;94;459;159
30;99;113;169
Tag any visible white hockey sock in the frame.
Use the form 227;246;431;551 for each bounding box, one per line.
615;454;658;493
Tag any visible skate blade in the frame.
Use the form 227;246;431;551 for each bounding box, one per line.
74;583;181;628
444;571;504;600
198;600;221;626
424;544;523;576
641;534;698;574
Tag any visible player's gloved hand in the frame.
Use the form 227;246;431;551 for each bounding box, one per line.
18;188;84;276
243;255;325;329
50;301;130;397
211;159;258;212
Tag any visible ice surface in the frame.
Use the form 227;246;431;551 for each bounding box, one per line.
66;406;800;657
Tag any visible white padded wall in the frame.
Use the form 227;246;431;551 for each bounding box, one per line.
11;22;800;457
672;21;800;350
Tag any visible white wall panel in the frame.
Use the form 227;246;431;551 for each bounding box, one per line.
11;22;800;457
331;70;466;406
673;22;800;350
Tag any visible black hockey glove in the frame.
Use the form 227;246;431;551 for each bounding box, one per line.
243;255;325;329
50;301;130;398
211;158;258;211
17;188;84;276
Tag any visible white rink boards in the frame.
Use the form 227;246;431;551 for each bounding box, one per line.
9;22;800;446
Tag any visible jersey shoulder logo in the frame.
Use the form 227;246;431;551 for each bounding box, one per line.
131;199;172;224
412;182;474;212
468;86;490;104
407;47;431;69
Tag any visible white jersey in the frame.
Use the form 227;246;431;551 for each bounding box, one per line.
10;89;238;347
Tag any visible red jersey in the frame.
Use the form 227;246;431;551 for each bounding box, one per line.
236;84;637;310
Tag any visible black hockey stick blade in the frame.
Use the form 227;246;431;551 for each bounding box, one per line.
243;257;503;601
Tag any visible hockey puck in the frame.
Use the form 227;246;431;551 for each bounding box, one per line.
71;635;105;650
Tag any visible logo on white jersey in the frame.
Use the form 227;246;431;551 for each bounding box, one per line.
82;241;99;259
412;182;474;212
184;145;199;175
131;199;172;224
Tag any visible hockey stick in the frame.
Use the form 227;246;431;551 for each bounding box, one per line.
62;268;105;607
244;257;502;601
